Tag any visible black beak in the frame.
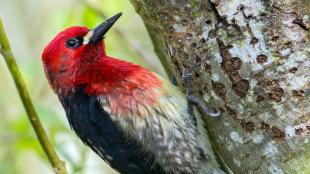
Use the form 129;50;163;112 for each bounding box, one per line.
89;12;122;44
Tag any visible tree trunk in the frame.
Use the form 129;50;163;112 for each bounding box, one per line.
129;0;310;173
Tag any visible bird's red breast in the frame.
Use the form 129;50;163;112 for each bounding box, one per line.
74;57;163;117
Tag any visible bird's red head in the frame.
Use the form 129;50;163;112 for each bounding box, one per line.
42;13;122;94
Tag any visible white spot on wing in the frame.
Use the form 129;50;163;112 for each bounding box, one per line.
184;152;191;159
168;142;174;151
174;130;183;139
175;157;182;165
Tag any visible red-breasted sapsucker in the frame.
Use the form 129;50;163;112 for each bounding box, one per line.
42;13;225;174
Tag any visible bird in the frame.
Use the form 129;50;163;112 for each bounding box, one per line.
42;12;224;174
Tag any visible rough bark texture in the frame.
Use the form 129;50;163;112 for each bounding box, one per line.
130;0;310;173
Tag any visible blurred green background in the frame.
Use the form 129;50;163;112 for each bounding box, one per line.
0;0;165;173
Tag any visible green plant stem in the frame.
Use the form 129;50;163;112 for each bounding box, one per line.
0;18;68;174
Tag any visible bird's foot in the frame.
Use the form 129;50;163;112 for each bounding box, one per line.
182;63;221;117
187;95;221;117
181;63;200;83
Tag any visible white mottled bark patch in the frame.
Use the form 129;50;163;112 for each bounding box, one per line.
130;0;310;173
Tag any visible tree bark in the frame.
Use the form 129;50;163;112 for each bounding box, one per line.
129;0;310;173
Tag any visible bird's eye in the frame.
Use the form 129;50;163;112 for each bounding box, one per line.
66;38;82;49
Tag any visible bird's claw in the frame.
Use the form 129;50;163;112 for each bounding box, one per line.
187;95;221;117
183;62;221;118
182;63;201;82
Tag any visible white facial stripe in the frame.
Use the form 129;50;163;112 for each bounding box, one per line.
83;30;94;45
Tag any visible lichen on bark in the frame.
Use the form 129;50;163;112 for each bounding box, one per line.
130;0;310;173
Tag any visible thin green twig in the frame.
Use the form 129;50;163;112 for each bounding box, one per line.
0;18;68;174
